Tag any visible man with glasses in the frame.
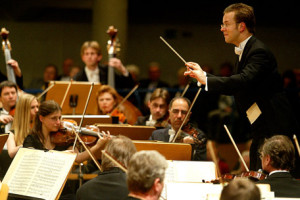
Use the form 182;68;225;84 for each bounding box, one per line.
184;3;299;174
150;97;207;160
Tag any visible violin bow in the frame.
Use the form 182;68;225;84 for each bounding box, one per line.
207;141;224;185
171;87;202;143
60;81;72;108
293;134;300;157
224;124;249;172
71;126;103;172
37;81;55;100
101;150;127;173
72;82;94;150
109;84;139;115
180;83;190;97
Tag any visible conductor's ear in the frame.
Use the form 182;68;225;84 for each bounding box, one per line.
239;22;246;32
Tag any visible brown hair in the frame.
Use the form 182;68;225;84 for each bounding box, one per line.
80;41;102;56
150;88;170;104
259;135;295;170
101;135;136;171
224;3;256;34
0;80;17;96
96;85;120;114
31;100;61;144
220;178;260;200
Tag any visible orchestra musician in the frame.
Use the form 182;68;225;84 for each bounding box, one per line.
23;100;108;162
150;97;207;161
125;150;168;200
0;59;23;90
73;41;134;89
7;93;39;158
22;100;109;199
96;85;127;124
135;88;170;128
184;3;300;174
0;80;18;180
76;135;137;200
257;135;300;198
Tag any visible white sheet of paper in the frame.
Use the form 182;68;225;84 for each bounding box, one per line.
246;102;262;124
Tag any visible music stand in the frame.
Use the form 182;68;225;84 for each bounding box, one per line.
61;115;112;127
45;81;101;115
0;134;8;154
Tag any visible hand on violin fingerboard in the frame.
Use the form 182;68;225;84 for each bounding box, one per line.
183;136;195;144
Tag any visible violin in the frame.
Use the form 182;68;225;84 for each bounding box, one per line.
153;114;169;128
239;170;267;181
110;108;126;124
175;124;207;146
50;119;102;146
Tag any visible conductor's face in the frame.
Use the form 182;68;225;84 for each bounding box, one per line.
221;11;241;46
169;99;189;131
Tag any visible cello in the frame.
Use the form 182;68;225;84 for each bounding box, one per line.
0;28;16;84
106;26;142;124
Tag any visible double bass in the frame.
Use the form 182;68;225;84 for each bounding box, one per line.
106;26;142;124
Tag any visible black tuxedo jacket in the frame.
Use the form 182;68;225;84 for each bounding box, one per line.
206;36;299;138
257;172;300;198
73;65;134;89
150;126;207;161
76;167;128;200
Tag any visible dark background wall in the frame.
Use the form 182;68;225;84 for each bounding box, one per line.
0;0;299;88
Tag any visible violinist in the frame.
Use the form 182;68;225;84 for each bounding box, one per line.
23;100;107;162
22;100;108;199
0;80;18;180
150;97;207;161
97;85;127;124
257;135;300;198
73;41;134;89
76;135;137;200
135;88;170;128
7;93;39;158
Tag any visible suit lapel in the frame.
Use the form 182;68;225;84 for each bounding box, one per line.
237;36;256;73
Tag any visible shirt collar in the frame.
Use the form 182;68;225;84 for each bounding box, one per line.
269;170;289;176
238;35;252;51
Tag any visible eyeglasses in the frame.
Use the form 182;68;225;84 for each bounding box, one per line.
171;109;188;115
220;22;240;29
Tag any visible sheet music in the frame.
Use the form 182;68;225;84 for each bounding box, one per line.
3;148;76;200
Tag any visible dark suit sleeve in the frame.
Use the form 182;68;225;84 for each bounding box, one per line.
207;48;276;95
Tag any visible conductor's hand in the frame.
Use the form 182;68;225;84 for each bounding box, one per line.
7;59;22;77
184;62;206;85
108;58;128;76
